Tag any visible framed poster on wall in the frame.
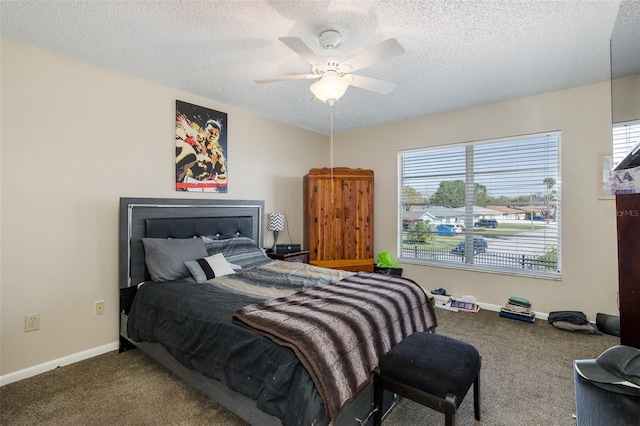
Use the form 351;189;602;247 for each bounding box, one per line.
175;100;228;192
598;152;615;199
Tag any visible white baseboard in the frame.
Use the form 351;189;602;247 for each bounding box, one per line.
477;302;502;312
436;300;550;321
0;341;119;386
478;302;549;320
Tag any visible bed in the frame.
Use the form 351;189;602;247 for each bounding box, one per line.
118;197;437;425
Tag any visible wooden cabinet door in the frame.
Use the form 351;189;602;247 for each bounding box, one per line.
341;177;373;262
305;174;340;264
304;175;321;263
316;176;344;262
616;193;640;349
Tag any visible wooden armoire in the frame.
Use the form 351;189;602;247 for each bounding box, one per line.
303;167;374;272
615;192;640;349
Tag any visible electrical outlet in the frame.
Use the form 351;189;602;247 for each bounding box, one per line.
25;313;40;332
95;300;105;316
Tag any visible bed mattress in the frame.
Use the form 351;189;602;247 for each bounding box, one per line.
126;261;436;425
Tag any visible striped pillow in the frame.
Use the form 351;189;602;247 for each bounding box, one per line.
201;236;272;269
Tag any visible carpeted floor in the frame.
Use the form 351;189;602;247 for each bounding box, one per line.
1;307;618;425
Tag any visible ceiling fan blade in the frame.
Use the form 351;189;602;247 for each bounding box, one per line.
343;38;405;72
348;75;398;95
279;37;322;65
254;74;319;84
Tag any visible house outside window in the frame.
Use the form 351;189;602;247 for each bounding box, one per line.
398;132;561;279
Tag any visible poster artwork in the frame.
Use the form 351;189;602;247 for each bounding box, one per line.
175;100;228;192
601;153;640;197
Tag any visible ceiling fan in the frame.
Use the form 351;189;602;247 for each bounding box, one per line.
255;30;405;105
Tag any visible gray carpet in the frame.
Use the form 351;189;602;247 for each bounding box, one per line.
1;308;618;425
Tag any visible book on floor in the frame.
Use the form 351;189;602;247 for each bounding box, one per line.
499;310;536;323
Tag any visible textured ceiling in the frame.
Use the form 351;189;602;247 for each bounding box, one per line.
0;1;633;135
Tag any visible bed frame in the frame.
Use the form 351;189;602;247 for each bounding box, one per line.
118;197;392;425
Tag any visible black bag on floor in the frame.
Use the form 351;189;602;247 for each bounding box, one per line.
548;311;601;335
548;311;588;325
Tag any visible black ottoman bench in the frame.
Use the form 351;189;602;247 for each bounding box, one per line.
373;332;481;426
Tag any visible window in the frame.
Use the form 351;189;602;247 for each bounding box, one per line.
612;120;640;170
398;132;561;279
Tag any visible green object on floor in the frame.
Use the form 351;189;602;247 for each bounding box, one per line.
377;252;399;268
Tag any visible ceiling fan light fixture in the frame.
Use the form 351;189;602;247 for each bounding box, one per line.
310;75;349;105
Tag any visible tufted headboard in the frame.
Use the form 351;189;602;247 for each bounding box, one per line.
118;197;264;289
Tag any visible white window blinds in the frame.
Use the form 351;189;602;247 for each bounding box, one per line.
612;120;640;170
398;132;561;279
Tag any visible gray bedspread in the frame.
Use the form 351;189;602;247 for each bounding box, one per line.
127;262;353;425
233;272;437;424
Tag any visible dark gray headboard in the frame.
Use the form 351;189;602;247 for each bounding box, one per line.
118;197;264;289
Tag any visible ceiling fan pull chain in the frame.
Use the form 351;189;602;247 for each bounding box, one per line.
330;109;335;206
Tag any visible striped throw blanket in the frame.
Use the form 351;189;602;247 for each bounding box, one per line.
233;272;437;424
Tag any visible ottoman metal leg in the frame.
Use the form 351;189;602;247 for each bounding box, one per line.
374;369;384;425
474;356;481;421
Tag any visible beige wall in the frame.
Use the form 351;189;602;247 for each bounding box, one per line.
336;81;619;321
1;37;621;379
612;73;640;123
0;39;328;376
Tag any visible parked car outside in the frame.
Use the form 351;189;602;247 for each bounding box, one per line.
451;237;488;255
532;216;545;221
474;219;498;228
436;224;457;236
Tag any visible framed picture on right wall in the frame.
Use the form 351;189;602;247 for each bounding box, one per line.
599;151;640;198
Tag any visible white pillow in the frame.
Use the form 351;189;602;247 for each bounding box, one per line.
184;253;237;283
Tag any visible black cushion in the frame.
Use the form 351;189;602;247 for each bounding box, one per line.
379;332;480;406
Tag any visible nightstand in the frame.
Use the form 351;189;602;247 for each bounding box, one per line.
266;250;309;263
